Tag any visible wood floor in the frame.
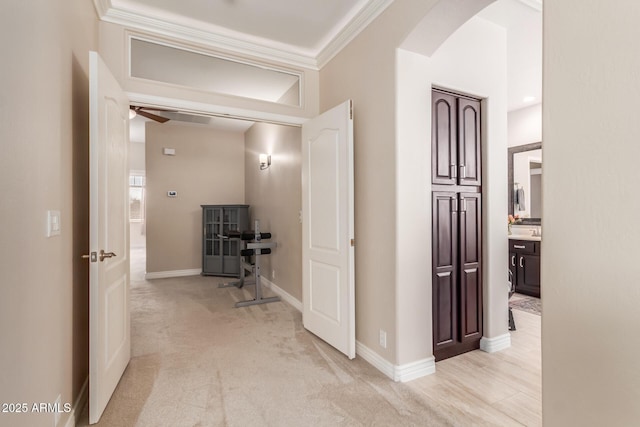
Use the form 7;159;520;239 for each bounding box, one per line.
407;307;542;426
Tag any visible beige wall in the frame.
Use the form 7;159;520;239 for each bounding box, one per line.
543;1;640;424
244;123;302;300
0;0;98;426
320;0;501;368
319;0;443;364
145;123;245;273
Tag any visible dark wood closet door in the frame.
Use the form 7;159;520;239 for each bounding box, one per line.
458;193;482;343
432;192;458;356
457;98;482;186
432;91;458;185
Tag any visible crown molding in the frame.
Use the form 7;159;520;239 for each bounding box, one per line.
317;0;394;68
92;0;111;17
94;0;393;70
100;7;319;69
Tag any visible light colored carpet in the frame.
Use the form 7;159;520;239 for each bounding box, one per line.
77;254;451;426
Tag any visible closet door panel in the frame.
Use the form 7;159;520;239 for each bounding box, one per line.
432;91;458;185
459;193;482;342
432;192;459;352
458;98;482;186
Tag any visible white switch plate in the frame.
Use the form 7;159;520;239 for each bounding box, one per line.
379;329;387;349
47;210;61;237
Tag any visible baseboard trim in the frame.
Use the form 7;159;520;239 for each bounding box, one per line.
145;269;201;280
355;341;435;382
63;377;88;427
260;277;303;312
480;333;512;353
394;356;436;382
356;341;395;380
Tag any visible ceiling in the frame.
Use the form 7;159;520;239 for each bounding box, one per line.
111;0;541;135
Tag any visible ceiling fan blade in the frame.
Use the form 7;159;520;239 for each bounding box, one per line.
131;106;170;123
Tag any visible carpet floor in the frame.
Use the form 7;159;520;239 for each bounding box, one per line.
78;270;452;426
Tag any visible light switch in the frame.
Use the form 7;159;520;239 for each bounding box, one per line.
167;191;177;197
47;210;61;237
163;148;176;156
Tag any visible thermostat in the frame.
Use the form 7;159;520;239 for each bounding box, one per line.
167;191;177;197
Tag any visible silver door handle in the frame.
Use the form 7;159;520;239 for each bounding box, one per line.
451;164;457;178
99;250;117;262
81;252;98;263
460;164;466;179
519;257;524;268
511;255;516;267
514;245;526;249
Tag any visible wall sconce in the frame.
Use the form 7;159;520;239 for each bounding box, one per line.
259;153;271;170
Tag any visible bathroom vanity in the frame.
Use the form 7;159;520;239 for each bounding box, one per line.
509;236;541;297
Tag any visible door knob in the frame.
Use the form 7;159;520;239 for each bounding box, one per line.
81;252;98;262
99;250;117;262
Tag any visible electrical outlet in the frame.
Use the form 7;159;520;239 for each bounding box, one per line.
272;269;276;280
54;394;61;426
379;329;387;349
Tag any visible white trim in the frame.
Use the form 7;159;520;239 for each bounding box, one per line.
394;356;436;382
99;7;318;69
145;269;201;280
260;277;303;312
317;0;394;68
63;377;88;427
127;93;308;127
356;341;395;380
94;0;393;70
355;341;436;382
480;333;512;353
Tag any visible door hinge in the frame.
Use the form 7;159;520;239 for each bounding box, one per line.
349;101;353;120
350;238;355;247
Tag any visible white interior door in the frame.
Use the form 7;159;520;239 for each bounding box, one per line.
88;51;131;424
302;100;355;359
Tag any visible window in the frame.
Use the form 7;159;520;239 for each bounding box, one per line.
129;174;145;221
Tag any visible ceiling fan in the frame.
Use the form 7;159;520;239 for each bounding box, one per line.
130;106;170;123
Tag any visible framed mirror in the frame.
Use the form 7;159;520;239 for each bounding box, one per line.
508;142;542;225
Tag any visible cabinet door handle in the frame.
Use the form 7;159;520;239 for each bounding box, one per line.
514;245;526;249
460;164;466;179
451;164;457;178
519;257;524;268
459;197;467;212
511;255;516;267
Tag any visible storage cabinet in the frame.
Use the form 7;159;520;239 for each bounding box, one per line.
432;192;483;361
509;239;541;297
201;205;249;277
431;88;483;362
432;90;482;187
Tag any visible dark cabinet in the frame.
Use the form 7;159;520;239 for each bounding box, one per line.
431;88;483;362
202;205;249;277
432;192;482;361
432;90;482;187
509;239;541;297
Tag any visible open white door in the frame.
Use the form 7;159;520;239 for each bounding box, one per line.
302;100;355;359
88;51;130;424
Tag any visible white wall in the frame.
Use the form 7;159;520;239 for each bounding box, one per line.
543;1;640;424
396;16;508;365
508;103;541;147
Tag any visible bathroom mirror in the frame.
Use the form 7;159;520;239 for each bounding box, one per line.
508;142;542;225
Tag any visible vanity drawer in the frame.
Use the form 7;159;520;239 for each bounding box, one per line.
509;240;539;255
